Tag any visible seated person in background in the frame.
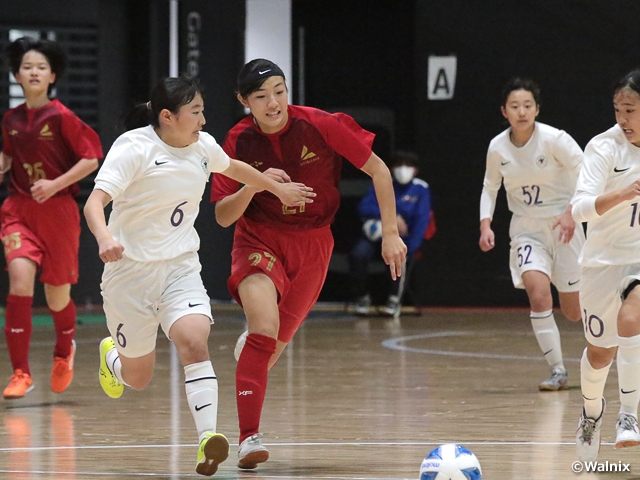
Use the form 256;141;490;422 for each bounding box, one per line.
349;151;432;316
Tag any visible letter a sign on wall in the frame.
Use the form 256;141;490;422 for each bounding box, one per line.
427;55;457;100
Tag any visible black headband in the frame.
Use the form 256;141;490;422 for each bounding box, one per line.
238;65;286;92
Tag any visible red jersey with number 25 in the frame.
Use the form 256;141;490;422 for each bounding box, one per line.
210;105;374;231
2;98;103;197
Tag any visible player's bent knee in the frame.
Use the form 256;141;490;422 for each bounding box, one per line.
124;372;153;390
563;309;582;322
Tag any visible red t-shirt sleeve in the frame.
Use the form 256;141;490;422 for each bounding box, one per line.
60;111;104;160
314;110;374;169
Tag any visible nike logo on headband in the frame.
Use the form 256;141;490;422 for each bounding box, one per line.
258;69;271;75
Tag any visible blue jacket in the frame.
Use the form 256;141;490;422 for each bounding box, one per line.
357;178;432;256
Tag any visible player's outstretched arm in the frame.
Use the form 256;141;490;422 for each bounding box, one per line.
215;167;292;227
360;152;407;280
219;159;314;215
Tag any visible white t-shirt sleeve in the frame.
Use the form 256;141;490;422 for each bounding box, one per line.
201;133;231;174
479;147;502;220
571;139;612;223
552;130;583;179
94;134;143;199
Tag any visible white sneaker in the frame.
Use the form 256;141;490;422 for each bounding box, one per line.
538;368;568;391
615;413;640;449
234;331;248;361
381;295;401;316
576;399;605;462
353;294;371;316
237;433;269;470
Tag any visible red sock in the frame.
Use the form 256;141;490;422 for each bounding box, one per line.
50;299;76;358
236;333;276;443
4;294;33;374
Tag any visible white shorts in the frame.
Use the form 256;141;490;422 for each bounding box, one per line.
580;264;640;348
100;251;212;358
508;215;584;292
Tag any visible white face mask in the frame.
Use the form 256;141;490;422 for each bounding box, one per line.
393;166;416;185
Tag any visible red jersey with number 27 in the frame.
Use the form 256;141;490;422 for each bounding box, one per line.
210;105;374;231
2;98;103;197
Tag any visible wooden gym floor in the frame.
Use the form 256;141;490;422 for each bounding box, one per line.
0;305;638;479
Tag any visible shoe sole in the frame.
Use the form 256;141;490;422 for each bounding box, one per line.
196;434;229;476
237;449;269;470
538;383;569;392
615;439;640;449
3;384;34;400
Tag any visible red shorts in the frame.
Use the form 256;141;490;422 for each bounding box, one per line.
229;217;334;343
0;194;80;286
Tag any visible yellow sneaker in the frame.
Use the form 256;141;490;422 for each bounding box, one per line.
99;337;124;399
51;340;76;393
196;432;229;476
3;369;34;399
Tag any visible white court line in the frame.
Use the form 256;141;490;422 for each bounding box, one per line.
0;473;418;480
381;330;582;362
0;439;615;452
0;440;614;479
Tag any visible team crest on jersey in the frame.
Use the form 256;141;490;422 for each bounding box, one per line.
201;157;208;173
536;156;547;168
39;124;53;140
300;145;318;165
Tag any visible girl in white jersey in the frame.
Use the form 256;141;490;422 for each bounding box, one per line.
572;69;640;462
479;77;584;391
83;75;314;477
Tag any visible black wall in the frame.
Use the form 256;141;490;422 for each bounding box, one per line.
292;0;416;304
414;0;640;306
0;0;244;306
3;1;640;308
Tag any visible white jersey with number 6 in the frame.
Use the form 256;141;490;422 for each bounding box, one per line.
480;122;583;220
572;124;640;267
94;125;231;262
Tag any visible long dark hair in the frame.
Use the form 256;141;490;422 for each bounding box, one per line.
120;74;202;132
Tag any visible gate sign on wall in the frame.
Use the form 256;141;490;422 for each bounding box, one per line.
427;55;457;100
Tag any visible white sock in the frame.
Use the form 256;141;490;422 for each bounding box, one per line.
617;334;640;419
581;348;611;419
530;310;564;371
105;346;129;386
184;361;219;441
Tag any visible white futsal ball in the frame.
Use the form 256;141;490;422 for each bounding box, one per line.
419;444;482;480
362;219;383;241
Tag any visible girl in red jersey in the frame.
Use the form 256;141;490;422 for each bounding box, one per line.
0;37;103;399
210;58;407;469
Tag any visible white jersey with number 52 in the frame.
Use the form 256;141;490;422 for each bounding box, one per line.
93;125;231;262
480;122;583;220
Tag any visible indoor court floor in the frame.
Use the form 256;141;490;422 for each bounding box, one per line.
0;305;638;479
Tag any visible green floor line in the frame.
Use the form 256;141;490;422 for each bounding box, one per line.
0;313;106;328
